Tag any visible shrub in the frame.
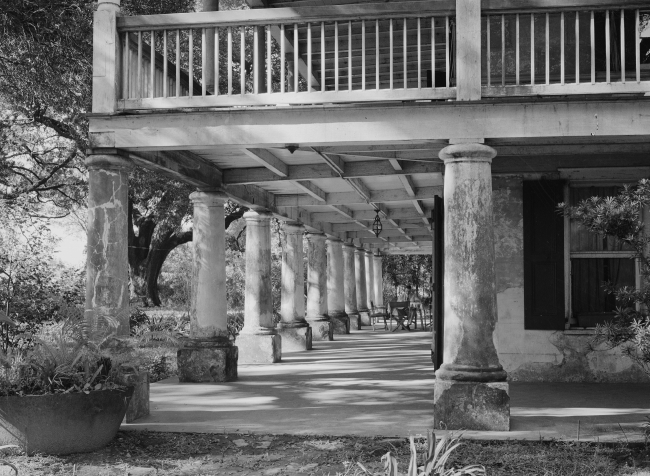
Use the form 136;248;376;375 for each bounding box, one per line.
357;431;484;476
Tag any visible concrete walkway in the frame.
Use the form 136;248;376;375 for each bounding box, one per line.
124;329;650;442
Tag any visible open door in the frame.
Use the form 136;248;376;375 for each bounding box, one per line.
432;195;444;369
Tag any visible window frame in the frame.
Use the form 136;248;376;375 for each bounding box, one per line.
565;181;641;329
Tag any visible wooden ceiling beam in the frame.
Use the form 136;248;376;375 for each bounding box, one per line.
222;160;442;185
275;186;443;207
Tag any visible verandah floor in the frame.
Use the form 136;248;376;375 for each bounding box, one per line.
124;329;650;442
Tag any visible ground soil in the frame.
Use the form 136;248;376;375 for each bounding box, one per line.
2;431;650;476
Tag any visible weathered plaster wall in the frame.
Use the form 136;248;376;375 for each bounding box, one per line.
492;177;649;382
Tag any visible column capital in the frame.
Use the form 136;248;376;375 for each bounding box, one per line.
439;143;497;164
283;221;304;235
343;242;356;250
354;246;366;255
364;249;374;256
85;154;132;171
326;236;342;244
190;190;229;207
97;0;120;12
243;209;273;222
306;232;327;242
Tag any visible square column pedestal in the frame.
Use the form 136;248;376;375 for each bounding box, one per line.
433;380;509;431
177;339;238;382
277;324;313;352
329;313;350;334
348;313;361;331
237;333;282;364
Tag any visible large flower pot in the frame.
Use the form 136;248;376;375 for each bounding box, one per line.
0;388;133;455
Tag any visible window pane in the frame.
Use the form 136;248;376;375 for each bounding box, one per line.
571;258;635;315
569;186;634;252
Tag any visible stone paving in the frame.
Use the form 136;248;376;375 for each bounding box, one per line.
124;329;650;442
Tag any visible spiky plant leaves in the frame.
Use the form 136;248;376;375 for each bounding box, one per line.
382;452;399;476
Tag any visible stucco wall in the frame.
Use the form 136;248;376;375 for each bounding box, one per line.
492;177;649;382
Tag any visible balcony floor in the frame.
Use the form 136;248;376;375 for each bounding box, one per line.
123;329;650;442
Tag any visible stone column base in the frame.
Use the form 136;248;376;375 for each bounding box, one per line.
433;380;510;431
177;342;238;383
330;313;350;335
237;334;282;363
277;325;313;352
358;310;371;326
347;313;360;331
307;319;334;341
123;369;149;423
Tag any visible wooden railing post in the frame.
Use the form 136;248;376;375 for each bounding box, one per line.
455;0;482;100
203;0;219;93
93;0;121;113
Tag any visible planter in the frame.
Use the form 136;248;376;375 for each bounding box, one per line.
0;387;133;455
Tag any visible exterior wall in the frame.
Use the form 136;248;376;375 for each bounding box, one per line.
492;176;649;383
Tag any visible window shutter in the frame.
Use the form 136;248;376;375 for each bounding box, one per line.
523;180;565;330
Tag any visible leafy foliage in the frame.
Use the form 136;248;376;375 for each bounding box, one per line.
357;431;484;476
383;255;432;303
0;203;84;352
561;179;650;376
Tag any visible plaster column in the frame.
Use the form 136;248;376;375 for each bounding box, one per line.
343;243;360;330
85;154;131;336
306;233;333;341
327;238;350;334
373;252;384;307
277;222;312;352
365;249;376;309
238;210;281;363
433;142;509;431
355;247;370;325
177;191;238;382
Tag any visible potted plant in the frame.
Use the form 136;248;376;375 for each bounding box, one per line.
0;310;135;455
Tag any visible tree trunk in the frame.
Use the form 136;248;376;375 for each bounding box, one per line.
127;200;248;306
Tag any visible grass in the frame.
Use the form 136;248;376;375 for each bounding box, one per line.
1;431;649;475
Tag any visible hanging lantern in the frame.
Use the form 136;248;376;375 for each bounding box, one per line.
372;210;383;237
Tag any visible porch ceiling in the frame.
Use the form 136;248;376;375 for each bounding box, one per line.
91;97;650;254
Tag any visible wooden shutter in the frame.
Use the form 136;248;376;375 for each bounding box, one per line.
523;180;565;330
432;195;444;368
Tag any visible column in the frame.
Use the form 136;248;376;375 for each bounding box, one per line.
373;252;384;307
327;238;349;335
238;210;281;363
177;191;238;382
433;142;509;431
343;243;360;331
355;247;370;325
365;249;376;309
85;154;131;336
306;233;333;341
277;222;312;352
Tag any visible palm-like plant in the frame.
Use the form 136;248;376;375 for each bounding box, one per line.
358;431;485;476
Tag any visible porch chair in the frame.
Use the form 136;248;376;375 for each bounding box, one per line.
369;301;389;331
387;301;414;332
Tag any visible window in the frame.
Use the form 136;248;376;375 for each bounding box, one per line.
568;185;637;328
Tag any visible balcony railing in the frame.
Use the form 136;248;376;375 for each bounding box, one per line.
482;6;650;97
102;1;650;112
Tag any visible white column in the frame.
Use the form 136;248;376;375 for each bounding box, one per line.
373;252;384;307
178;190;238;382
238;210;281;363
343;243;359;330
365;249;376;309
306;233;333;341
277;222;312;352
433;142;509;431
355;247;370;325
327;238;349;334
